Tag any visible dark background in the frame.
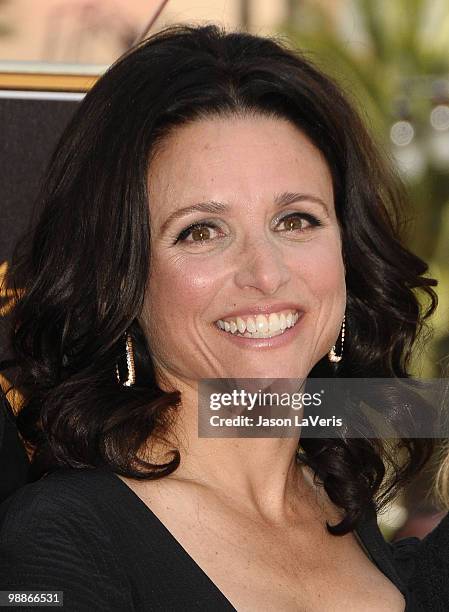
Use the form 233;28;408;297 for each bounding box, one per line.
0;95;80;500
0;96;79;360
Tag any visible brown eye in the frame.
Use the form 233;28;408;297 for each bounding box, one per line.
275;212;321;233
284;216;304;231
175;222;223;244
191;226;211;241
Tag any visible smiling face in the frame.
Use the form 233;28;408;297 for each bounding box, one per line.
140;114;346;385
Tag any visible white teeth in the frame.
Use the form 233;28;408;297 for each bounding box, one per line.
236;317;246;334
246;317;256;333
279;313;287;331
216;309;300;339
268;312;280;333
256;314;269;334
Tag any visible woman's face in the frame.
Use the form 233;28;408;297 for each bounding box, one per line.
141;114;346;384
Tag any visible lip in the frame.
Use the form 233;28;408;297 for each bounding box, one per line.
214;312;304;350
216;302;304;320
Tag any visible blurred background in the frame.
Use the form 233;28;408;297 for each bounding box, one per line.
1;0;449;539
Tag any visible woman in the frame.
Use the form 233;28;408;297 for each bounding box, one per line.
0;24;437;611
396;443;449;611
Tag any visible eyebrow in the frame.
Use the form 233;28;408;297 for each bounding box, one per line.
159;191;329;235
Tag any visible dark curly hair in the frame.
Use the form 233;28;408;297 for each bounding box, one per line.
1;23;438;535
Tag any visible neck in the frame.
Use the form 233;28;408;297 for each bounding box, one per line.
147;375;314;523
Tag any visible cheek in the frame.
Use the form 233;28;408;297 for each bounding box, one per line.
145;253;224;331
305;249;345;295
288;234;345;298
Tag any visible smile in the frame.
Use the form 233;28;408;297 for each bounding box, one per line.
215;309;300;339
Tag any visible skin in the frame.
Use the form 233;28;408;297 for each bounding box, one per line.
143;114;345;384
138;113;347;506
126;115;404;611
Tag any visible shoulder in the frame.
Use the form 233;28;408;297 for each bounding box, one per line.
416;510;449;560
0;466;121;547
0;467;134;611
355;508;416;593
407;512;449;611
0;467;117;531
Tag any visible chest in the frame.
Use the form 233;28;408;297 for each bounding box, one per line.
167;515;404;611
124;480;405;612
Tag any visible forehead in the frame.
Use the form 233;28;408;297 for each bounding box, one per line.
147;115;334;217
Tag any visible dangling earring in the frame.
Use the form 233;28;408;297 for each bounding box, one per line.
115;332;136;387
328;315;345;363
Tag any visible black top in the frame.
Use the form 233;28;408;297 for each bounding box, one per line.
0;392;29;503
403;511;449;612
0;468;417;611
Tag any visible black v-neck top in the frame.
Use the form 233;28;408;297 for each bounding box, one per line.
0;468;417;611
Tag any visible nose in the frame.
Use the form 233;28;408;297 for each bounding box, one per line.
233;236;291;295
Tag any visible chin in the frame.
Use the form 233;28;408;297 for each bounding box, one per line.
227;366;306;382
